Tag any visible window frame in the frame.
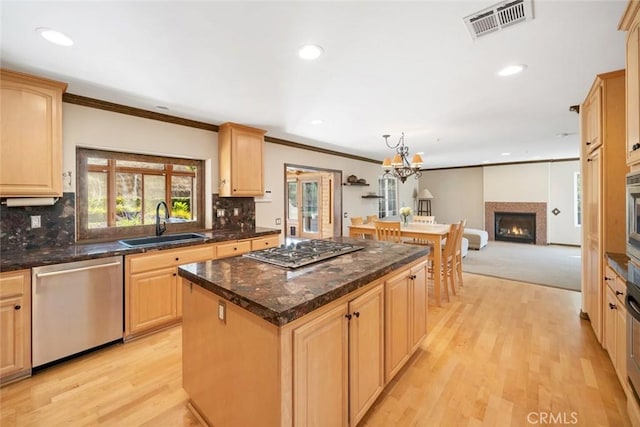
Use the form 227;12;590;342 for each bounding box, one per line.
76;147;205;242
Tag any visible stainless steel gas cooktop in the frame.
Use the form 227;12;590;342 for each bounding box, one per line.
243;239;364;269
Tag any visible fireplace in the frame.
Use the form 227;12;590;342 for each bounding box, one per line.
494;212;536;244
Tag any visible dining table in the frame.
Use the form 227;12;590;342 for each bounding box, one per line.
348;222;451;306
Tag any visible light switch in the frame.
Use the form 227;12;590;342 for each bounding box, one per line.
233;208;239;216
217;209;225;217
31;215;41;229
218;300;226;323
275;218;281;225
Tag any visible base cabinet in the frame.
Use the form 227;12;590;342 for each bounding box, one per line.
125;244;215;339
385;261;428;382
182;257;427;427
603;264;629;395
0;269;31;384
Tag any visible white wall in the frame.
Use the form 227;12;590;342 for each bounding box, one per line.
62;103;393;235
260;143;403;236
483;163;550;202
418;168;484;229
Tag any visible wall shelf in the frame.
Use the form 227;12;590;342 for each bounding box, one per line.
362;195;383;199
343;182;370;186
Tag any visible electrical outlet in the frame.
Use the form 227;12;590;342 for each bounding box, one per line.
31;215;41;229
275;218;281;225
218;300;226;323
217;209;225;217
233;208;239;216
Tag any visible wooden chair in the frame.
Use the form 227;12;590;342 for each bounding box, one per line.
455;219;467;288
427;222;461;302
366;214;379;224
412;215;435;224
374;221;402;243
350;217;364;225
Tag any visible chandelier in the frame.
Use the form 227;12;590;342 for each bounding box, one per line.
381;132;423;183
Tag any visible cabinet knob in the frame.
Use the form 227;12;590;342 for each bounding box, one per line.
345;313;352;320
14;305;21;310
234;247;238;251
633;143;640;151
609;302;617;310
175;257;179;261
587;158;593;162
605;277;613;281
173;273;177;277
616;291;624;296
586;141;592;146
354;311;360;318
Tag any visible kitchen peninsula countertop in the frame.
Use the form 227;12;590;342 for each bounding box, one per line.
0;227;280;272
178;237;429;326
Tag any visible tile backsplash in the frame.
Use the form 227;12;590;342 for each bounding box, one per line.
0;193;76;252
212;194;255;231
0;193;255;252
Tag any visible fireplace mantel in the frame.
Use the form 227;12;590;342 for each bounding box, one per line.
485;202;547;245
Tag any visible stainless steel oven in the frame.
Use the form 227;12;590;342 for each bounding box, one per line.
627;171;640;263
626;260;640;403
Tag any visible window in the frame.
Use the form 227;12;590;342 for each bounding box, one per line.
574;171;581;227
77;148;205;241
378;177;398;218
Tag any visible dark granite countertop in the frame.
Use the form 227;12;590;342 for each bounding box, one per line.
0;227;280;272
606;252;629;282
178;237;430;327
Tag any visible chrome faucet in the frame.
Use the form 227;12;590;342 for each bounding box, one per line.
155;201;169;236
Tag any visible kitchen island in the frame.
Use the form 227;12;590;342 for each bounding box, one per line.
178;237;430;427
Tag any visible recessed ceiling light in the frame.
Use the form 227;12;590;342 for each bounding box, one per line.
497;64;526;77
298;44;324;60
311;119;323;125
36;27;73;46
156;105;169;111
501;152;511;156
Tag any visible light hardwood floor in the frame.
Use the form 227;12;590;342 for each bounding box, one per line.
0;273;632;426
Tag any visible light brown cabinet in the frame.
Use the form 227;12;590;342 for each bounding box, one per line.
293;282;385;427
182;257;425;427
125;244;215;339
603;264;628;395
581;70;627;343
385;260;428;382
250;235;281;251
0;269;31;384
218;122;265;197
215;239;252;259
620;2;640;165
0;69;67;197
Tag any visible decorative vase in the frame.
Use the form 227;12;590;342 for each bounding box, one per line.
402;215;408;227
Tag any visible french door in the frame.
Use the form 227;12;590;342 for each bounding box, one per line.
299;178;322;239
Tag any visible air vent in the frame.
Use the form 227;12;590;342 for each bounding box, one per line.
464;0;534;39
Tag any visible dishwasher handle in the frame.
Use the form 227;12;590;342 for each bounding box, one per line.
35;261;122;278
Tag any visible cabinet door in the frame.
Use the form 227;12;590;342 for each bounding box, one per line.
604;285;617;361
385;270;411;382
0;269;31;383
628;16;640;165
616;304;628;390
128;267;178;335
231;126;264;196
584;148;602;342
0;295;29;379
0;71;66;196
583;86;602;153
411;262;428;352
251;235;281;251
349;283;384;426
293;303;349;427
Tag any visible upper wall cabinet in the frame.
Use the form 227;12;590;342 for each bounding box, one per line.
218;122;265;197
620;1;640;166
0;69;67;197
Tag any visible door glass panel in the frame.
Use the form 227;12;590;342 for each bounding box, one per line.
301;181;319;233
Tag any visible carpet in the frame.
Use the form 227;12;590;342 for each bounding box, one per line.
461;241;581;292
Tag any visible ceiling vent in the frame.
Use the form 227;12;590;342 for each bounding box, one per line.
463;0;534;39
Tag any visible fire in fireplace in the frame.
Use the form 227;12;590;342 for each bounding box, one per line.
494;212;536;244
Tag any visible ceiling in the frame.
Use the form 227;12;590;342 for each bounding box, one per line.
0;1;628;169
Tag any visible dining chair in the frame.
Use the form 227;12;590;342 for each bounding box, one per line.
412;215;435;224
366;214;379;224
350;217;364;225
374;221;402;243
427;222;461;302
455;219;467;288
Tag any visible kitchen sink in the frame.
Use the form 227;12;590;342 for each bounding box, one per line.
119;233;207;247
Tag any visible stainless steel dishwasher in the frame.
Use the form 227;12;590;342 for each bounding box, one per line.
32;256;123;368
